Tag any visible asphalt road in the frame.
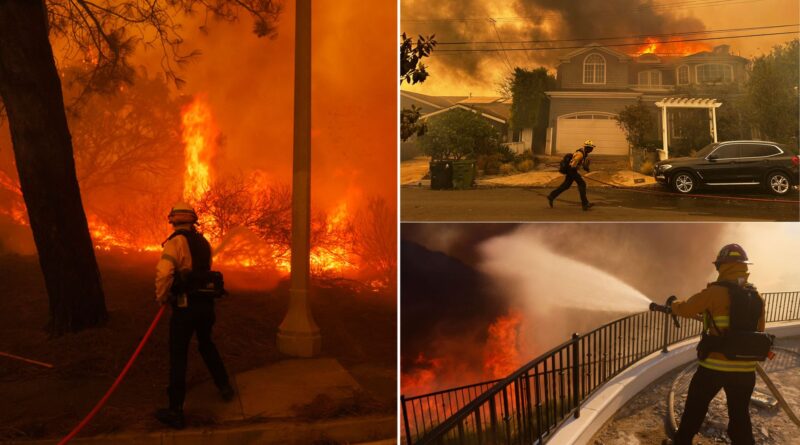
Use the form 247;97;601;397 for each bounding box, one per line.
401;186;800;221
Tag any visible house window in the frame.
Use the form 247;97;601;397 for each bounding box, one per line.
637;70;662;87
512;129;521;143
583;54;606;84
677;65;689;85
696;64;733;83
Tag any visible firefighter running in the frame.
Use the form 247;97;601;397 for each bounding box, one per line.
154;202;234;429
547;140;595;211
650;244;773;445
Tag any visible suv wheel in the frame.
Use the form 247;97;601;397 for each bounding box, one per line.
672;172;696;194
767;171;790;195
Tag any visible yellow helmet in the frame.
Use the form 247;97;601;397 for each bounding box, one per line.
168;202;198;225
583;139;595;148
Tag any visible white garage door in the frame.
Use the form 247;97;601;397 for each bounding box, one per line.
556;112;628;155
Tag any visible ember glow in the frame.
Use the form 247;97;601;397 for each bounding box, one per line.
635;38;712;56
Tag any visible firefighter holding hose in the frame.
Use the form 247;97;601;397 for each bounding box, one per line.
154;202;234;429
650;244;772;445
547;140;594;211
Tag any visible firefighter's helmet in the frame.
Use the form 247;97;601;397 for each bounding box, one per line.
168;202;198;225
713;243;752;266
583;139;596;148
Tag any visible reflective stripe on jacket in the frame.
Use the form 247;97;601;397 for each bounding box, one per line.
155;223;204;308
670;263;765;372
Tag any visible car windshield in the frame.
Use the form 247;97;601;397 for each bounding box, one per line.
694;143;717;158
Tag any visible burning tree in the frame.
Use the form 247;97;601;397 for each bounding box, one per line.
354;196;396;287
0;0;280;335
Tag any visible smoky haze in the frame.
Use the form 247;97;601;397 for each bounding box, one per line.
401;0;705;89
401;223;800;393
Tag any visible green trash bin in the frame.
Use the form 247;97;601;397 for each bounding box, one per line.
452;160;476;189
430;161;453;190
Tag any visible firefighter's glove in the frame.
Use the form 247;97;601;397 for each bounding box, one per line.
583;158;591;172
649;302;671;314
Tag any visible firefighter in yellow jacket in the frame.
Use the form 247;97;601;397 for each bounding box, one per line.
154;202;233;429
547;140;594;210
666;244;764;445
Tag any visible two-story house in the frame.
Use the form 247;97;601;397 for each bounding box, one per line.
544;43;749;156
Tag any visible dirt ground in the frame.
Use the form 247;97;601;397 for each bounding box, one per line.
0;253;396;441
592;336;800;445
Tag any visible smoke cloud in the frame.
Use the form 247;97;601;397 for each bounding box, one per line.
401;0;705;93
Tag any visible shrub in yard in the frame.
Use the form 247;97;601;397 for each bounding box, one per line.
516;159;534;172
499;163;515;175
419;108;502;160
480;154;504;175
640;160;655;175
498;145;516;163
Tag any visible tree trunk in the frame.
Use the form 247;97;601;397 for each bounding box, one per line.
0;0;106;335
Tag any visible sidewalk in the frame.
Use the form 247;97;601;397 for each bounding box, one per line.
18;359;395;445
400;157;656;189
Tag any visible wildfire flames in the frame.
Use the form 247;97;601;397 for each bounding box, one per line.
636;38;711;56
483;311;524;379
1;95;387;288
402;310;526;396
182;97;214;204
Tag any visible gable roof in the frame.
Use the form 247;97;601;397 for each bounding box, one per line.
559;43;631;62
400;90;469;110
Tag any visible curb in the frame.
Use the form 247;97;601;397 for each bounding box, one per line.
548;321;800;445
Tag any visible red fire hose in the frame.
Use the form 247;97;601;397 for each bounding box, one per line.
57;305;166;445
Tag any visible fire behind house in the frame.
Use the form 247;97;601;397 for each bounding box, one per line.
0;0;397;292
401;0;793;92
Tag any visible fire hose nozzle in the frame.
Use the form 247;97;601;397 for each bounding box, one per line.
649;296;681;328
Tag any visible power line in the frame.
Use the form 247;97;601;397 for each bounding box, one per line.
489;18;515;73
431;30;800;54
437;23;798;46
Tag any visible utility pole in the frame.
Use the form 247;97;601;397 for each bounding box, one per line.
277;0;321;357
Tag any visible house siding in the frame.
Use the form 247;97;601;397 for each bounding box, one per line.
558;52;630;90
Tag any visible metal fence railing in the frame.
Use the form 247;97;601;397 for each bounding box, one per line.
401;291;800;445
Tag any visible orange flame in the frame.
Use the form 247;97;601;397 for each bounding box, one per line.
2;95;384;291
635;38;712;56
181;97;215;204
484;311;524;379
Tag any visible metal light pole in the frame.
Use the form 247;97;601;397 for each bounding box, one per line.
277;0;321;357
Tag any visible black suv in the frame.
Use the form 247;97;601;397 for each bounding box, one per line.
653;141;799;195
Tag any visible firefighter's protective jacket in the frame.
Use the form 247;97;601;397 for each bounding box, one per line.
671;262;765;372
570;149;587;169
155;223;205;308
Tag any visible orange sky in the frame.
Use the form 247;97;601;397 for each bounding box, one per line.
1;0;397;212
171;0;398;208
402;0;799;96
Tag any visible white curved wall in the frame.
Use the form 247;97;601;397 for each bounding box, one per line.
548;321;800;445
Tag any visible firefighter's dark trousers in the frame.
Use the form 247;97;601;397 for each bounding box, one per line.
674;365;756;445
168;299;230;410
548;169;588;206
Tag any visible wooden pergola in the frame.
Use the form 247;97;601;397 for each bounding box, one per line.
655;97;722;159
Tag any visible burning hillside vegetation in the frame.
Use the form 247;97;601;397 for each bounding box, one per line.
0;89;395;291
